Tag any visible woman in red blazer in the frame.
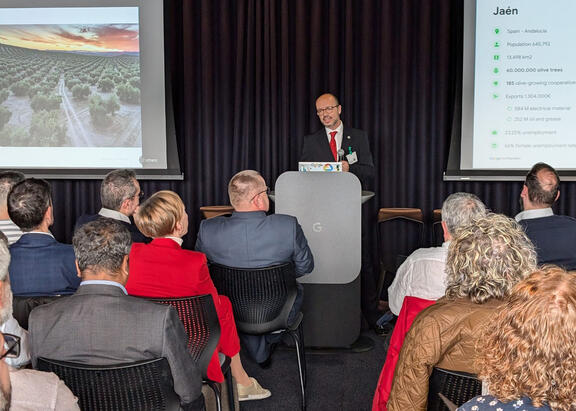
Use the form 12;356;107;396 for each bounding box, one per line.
126;190;270;401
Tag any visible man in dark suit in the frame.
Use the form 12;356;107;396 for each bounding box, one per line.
301;93;382;332
29;219;205;410
8;178;80;296
196;170;314;365
300;93;375;189
75;169;149;243
516;162;576;269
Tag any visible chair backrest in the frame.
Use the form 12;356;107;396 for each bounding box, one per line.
199;205;234;219
145;295;220;379
37;357;180;411
13;295;68;330
209;262;297;334
377;208;424;273
427;367;482;411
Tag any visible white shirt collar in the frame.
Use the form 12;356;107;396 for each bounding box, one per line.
165;236;183;246
98;208;131;224
325;122;344;152
80;280;127;294
515;207;554;222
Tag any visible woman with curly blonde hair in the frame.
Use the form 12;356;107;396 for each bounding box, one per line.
459;266;576;411
388;213;537;410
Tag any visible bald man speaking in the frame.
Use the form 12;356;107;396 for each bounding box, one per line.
300;93;375;189
299;93;382;331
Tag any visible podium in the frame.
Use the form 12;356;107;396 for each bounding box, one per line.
274;171;363;347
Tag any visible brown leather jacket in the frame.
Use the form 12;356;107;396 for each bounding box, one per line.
387;297;503;410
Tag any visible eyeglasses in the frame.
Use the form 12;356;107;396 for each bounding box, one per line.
316;105;339;115
250;186;270;202
0;333;20;360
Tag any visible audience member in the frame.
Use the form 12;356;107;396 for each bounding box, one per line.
387;192;487;315
516;162;576;269
459;266;576;411
0;233;30;368
29;219;205;410
2;332;80;410
196;170;314;366
388;213;537;410
75;169;149;243
8;178;79;296
0;171;25;245
127;190;271;402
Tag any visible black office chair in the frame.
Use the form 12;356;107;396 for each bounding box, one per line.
13;295;68;330
377;208;424;299
210;262;306;410
427;367;482;411
432;209;444;247
37;357;180;411
146;294;235;411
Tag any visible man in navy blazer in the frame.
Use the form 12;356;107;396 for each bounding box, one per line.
196;170;314;365
300;93;375;189
8;178;79;296
516;162;576;269
75;169;149;243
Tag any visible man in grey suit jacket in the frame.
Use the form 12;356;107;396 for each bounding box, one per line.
196;170;314;365
29;219;204;410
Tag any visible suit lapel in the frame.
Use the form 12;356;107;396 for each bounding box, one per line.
341;127;356;158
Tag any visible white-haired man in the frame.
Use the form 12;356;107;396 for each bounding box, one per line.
75;169;149;243
387;193;487;316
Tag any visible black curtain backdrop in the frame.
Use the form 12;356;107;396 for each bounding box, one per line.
48;0;576;249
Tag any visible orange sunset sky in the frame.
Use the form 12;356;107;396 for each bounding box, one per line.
0;24;139;53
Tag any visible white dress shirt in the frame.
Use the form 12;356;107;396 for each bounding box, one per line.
387;242;450;316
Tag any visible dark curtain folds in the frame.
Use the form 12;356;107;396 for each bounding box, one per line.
48;0;576;250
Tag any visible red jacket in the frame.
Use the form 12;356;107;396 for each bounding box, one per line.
126;238;240;382
372;296;435;411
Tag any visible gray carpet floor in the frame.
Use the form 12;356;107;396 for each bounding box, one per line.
239;330;388;411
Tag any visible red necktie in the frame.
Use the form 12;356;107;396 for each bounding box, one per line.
329;131;338;161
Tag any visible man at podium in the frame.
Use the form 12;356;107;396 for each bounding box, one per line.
300;93;381;333
300;93;375;190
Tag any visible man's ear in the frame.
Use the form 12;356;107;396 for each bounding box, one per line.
122;255;129;274
521;184;528;199
119;198;132;213
555;189;560;202
44;205;53;225
441;221;451;242
75;260;82;278
256;194;267;211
